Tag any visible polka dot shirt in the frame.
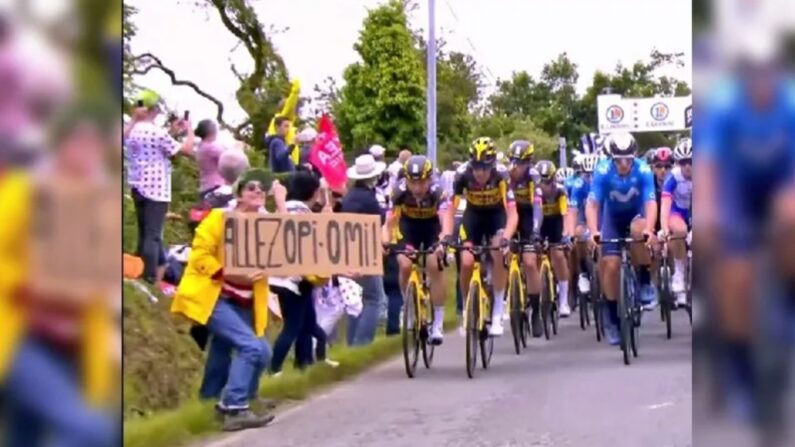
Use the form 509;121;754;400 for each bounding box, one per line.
125;122;181;202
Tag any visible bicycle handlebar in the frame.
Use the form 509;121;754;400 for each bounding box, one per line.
385;243;445;271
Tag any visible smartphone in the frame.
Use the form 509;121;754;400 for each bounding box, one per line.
183;110;190;120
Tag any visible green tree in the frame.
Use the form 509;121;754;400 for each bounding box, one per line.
334;0;426;156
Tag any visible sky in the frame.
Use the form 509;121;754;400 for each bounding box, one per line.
128;0;692;141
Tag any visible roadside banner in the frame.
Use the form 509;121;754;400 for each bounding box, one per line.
222;212;382;277
597;94;692;134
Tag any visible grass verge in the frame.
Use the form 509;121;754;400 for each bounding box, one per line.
124;292;460;447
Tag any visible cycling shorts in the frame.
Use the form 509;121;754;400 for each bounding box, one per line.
517;207;536;241
397;218;440;251
669;206;692;230
540;215;564;244
459;210;506;244
600;211;642;256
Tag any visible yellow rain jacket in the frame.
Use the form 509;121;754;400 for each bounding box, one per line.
267;79;301;166
171;209;270;336
0;172;115;405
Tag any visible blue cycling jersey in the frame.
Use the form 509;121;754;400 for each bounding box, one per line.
564;176;577;198
697;78;795;189
662;167;692;223
568;176;591;218
589;158;656;216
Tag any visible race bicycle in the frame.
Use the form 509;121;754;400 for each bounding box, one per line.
658;232;693;339
596;236;646;365
455;238;502;379
528;238;566;340
389;244;444;379
506;238;534;354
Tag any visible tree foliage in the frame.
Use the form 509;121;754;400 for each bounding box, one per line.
333;0;426;156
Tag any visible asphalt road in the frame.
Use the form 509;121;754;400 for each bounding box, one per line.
204;308;692;447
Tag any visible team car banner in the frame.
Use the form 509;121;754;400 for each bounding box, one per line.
597;94;692;135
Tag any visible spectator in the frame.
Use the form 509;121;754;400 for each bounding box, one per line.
387;148;411;181
172;168;285;431
341;154;389;346
296;127;317;167
265;116;295;174
195;119;226;198
269;172;336;375
368;145;390;209
125;89;195;285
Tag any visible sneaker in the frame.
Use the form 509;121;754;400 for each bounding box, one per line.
640;285;658;311
604;322;621;346
559;300;571;318
222;409;275;432
530;308;543;338
323;358;340;368
671;271;686;294
578;273;590;294
675;292;688;307
489;319;504;337
429;326;444;345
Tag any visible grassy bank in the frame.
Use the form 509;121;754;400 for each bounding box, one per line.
124;288;460;447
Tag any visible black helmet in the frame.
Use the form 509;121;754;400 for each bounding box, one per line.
403;155;433;181
605;132;638;158
535;160;557;181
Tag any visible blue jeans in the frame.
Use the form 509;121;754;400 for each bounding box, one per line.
198;335;268;402
3;337;117;447
205;298;272;409
131;188;168;283
269;285;313;373
347;275;386;346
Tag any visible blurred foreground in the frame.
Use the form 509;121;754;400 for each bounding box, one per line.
694;1;795;446
0;2;121;447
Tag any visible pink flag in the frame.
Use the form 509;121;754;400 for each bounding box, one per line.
309;115;347;190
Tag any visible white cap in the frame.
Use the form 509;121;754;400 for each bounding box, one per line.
369;144;386;158
296;127;318;143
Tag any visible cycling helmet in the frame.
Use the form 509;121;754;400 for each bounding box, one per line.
580;154;598;173
469;137;497;165
403;155;433;181
555;167;574;183
572;154;583;172
536;160;557;181
508;140;534;162
653;146;673;165
673;138;692;161
605;132;638;158
644;149;657;164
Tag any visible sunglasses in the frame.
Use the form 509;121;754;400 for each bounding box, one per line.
243;181;265;192
677;159;692;166
654;164;673;170
613;157;634;167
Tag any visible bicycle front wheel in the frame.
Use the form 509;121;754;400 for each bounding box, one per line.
480;291;494;369
660;260;673;340
421;294;435;369
540;262;553;340
618;265;632;366
508;269;523;355
465;285;479;379
402;282;421;378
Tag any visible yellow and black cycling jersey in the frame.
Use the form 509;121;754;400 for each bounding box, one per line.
510;166;541;211
388;179;449;221
538;181;568;217
452;162;515;212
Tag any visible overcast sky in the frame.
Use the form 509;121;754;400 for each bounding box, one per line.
129;0;692;133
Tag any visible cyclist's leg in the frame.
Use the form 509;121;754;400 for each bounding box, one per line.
458;213;477;300
669;211;689;295
518;224;542;336
629;216;656;308
600;211;632;344
574;224;591;290
489;213;509;335
422;225;447;339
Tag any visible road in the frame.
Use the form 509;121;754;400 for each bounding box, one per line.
203;310;692;447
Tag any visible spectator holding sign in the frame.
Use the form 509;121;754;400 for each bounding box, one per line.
341;154;388;346
171;168;286;432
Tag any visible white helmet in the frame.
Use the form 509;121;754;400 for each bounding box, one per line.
605;132;638;158
674;138;692;161
555;167;574;183
580;154;598;173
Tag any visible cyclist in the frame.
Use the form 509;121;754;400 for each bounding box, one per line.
446;137;519;336
660;138;692;306
382;155;452;344
650;146;674;212
586;132;657;345
507;140;545;337
536;160;573;317
566;153;599;295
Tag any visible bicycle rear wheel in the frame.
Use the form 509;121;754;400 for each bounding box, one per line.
402;282;421;378
509;270;523;355
619;265;632;366
540;262;552;340
465;285;479;378
421;294;435;368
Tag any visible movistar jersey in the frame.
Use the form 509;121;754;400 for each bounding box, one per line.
589;159;656;216
568;176;591;218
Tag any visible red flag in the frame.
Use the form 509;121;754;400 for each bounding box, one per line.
309;115;347;190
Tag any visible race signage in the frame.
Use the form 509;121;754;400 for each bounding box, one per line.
597;94;692;134
30;178;121;300
223;212;383;277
